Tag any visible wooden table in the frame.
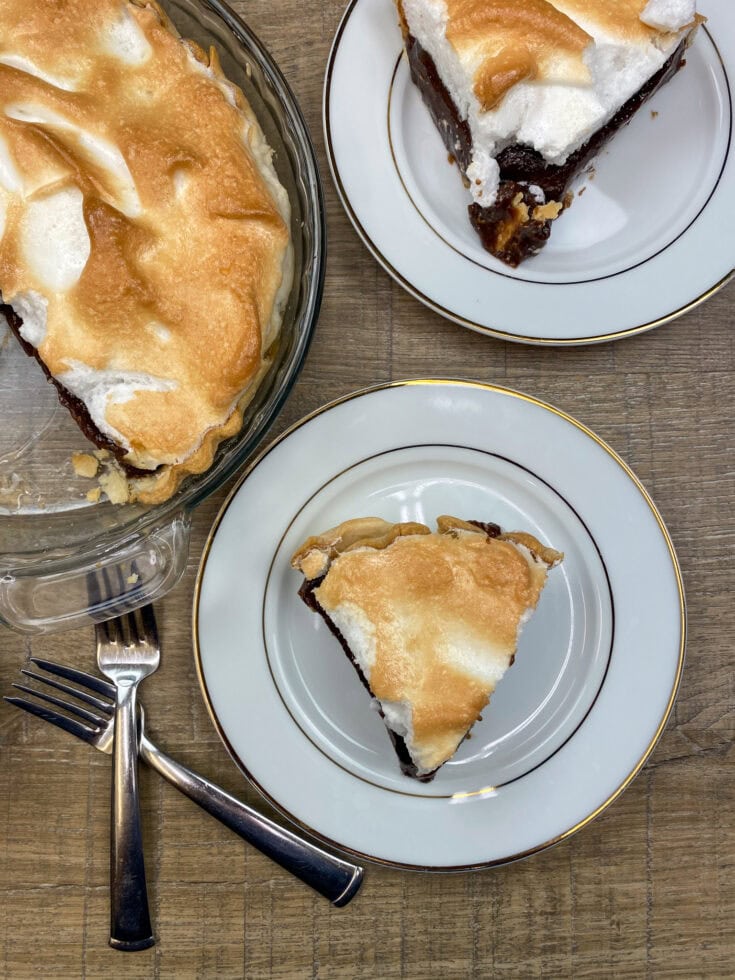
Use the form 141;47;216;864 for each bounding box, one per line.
2;2;734;976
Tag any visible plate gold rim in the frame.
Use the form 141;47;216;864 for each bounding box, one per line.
192;379;686;871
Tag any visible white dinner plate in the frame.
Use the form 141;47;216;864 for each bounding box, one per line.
194;381;685;869
324;0;734;345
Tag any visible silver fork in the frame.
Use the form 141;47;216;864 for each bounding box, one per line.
96;607;159;951
5;658;364;907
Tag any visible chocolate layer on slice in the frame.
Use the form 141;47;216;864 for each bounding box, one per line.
404;32;689;266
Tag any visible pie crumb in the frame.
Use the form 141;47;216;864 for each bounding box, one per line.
533;200;563;221
99;467;130;505
86;486;102;503
72;453;99;478
511;192;530;223
126;572;139;585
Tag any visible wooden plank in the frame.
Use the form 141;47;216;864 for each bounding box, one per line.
1;0;733;976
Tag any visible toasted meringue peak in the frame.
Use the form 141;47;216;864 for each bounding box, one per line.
445;0;593;110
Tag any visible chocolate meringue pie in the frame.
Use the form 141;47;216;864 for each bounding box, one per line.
396;0;703;266
291;516;563;781
0;0;292;504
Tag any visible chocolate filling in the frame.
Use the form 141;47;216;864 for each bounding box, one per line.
405;33;689;266
468;519;501;539
297;520;502;781
1;303;156;478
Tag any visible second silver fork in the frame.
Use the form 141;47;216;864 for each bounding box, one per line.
6;657;364;906
96;606;160;952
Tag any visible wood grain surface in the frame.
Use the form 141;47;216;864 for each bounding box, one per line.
1;2;734;977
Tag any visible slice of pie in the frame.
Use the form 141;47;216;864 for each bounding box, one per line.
291;515;563;781
0;0;292;504
395;0;704;266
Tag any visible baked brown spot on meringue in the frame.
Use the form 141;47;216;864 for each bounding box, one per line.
445;0;592;110
292;516;563;780
473;48;538;113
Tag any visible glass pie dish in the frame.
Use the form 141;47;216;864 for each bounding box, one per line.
0;0;324;634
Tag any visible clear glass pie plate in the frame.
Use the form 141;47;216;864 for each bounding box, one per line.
0;0;324;634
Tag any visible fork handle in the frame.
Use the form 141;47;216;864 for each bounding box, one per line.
139;736;363;907
110;685;155;951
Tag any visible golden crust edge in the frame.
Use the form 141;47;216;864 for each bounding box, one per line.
290;514;563;580
127;354;273;505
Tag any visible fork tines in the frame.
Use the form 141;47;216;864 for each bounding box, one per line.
4;657;116;744
96;603;159;651
4;695;100;745
21;657;115;703
26;657;116;700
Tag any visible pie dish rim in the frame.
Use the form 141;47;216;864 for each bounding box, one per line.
0;0;326;635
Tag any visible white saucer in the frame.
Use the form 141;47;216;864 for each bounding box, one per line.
324;0;734;345
194;381;685;869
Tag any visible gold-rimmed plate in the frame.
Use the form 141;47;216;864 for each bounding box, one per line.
323;0;734;345
193;381;685;869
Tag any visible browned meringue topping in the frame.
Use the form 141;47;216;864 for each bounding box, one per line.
554;0;676;42
444;0;593;109
292;515;563;773
0;0;291;503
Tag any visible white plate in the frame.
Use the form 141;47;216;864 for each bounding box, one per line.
194;381;685;869
323;0;734;345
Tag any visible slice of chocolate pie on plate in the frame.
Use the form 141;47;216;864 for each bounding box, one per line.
291;515;562;781
396;0;704;266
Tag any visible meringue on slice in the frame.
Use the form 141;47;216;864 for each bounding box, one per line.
395;0;703;266
291;515;563;781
